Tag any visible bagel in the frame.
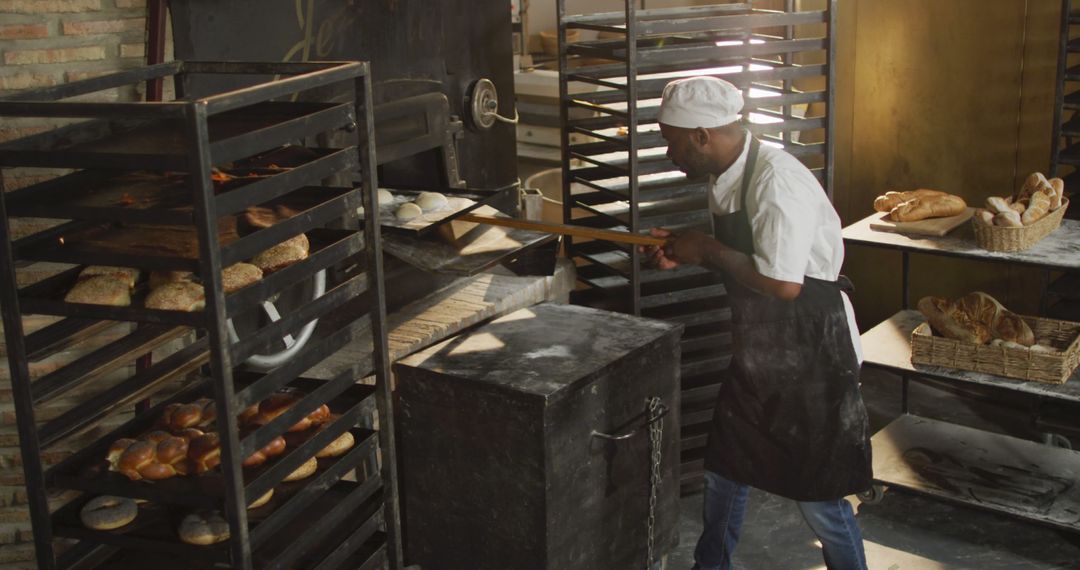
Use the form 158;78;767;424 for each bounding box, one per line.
80;495;138;530
178;511;230;545
282;456;318;482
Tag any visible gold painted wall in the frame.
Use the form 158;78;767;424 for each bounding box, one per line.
829;0;1062;328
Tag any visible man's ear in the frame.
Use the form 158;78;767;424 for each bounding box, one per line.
691;127;712;148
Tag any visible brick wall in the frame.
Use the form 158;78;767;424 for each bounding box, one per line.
0;1;151;566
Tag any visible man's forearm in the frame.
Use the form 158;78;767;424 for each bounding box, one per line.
700;239;802;300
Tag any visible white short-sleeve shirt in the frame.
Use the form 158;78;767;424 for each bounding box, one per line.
708;132;862;363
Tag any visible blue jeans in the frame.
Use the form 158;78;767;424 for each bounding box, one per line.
692;471;868;570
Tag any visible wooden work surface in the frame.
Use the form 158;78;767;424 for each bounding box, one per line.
843;212;1080;271
304;260;575;381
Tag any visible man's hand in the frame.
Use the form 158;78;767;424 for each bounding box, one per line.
639;228;716;270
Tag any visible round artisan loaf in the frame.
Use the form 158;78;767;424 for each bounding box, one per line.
145;281;205;312
917;292;1034;346
252;234;309;274
282;456;318;482
222;262;263;294
64;275;132;306
178;511;230;545
80;495;138;530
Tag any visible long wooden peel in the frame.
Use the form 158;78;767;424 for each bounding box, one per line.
455;213;667;246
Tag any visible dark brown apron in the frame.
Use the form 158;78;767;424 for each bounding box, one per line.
704;137;872;501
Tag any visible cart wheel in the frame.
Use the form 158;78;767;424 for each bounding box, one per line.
857;484;886;505
1043;432;1072;450
226;269;326;371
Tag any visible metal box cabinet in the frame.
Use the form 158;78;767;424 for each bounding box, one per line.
394;302;683;570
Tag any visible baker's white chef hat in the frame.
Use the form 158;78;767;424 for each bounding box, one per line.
658;76;743;129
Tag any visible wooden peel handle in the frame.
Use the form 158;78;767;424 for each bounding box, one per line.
455;213;668;246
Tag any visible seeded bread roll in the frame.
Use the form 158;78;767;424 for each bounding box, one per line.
145;281;205;312
64;275;132;306
148;270;194;291
252;234;309;274
78;266;140;289
222;263;262;294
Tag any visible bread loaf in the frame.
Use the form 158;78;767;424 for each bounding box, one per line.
148;270;193;291
1049;178;1065;211
240;426;287;468
187;432;222;474
917;292;1035;346
222;262;262;294
993;211;1023;227
64;275;131;306
975;209;995;226
889;194;967;222
108;433;191;481
252;234;309;274
145;281;205;312
874;189;947;212
178;511;230;545
247;390;331;433
1021;190;1051;225
985;196;1012;215
78;266;139;289
159;398;217;432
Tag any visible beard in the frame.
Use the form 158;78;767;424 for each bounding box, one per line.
677;147;713;180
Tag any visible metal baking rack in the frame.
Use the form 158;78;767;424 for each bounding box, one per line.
556;1;837;491
0;61;401;569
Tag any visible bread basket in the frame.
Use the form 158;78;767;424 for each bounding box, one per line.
971;198;1069;252
911;314;1080;384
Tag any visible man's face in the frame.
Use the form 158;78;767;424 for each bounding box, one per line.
660;123;712;179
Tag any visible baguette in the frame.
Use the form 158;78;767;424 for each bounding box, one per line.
1049;178;1065;210
889;194;966;222
874;189;947;213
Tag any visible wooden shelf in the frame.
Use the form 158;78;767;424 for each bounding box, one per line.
861;310;1080;403
842;212;1080;271
871;414;1080;532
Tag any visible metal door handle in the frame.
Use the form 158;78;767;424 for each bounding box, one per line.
591;402;669;441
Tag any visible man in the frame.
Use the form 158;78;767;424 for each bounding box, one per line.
644;76;872;570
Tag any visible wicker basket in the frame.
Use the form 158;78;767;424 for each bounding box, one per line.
971;198;1069;252
911;315;1080;384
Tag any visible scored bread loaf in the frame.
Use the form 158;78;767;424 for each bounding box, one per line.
873;189;947;213
889;194;967;222
917;292;1035;346
985;196;1012;215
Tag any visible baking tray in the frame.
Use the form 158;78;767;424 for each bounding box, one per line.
361;184;517;237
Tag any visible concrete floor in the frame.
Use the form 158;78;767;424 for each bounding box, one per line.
666;368;1080;570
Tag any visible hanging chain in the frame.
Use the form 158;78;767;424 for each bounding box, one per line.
646;396;664;569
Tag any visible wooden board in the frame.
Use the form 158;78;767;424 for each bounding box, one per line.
868;207;975;237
